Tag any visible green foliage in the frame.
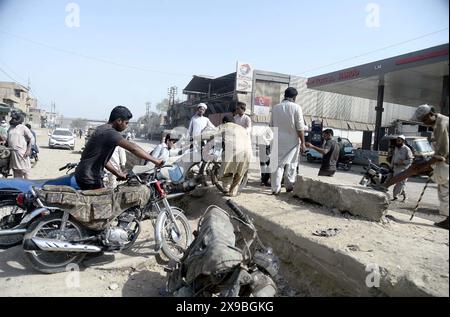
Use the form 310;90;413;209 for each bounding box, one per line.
71;118;88;130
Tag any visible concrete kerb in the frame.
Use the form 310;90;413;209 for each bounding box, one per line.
292;175;389;222
178;187;448;297
228;196;444;297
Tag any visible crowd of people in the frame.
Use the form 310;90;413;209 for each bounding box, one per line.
0;87;447;229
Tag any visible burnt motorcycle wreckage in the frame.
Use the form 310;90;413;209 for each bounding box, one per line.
166;200;279;297
0;145;11;178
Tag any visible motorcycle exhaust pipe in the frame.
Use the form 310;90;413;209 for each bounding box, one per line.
0;229;27;236
23;237;102;253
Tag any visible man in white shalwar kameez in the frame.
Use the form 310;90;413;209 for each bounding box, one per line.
269;87;306;195
187;103;216;139
187;103;216;161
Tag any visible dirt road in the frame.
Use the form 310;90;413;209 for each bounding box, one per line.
0;128;444;297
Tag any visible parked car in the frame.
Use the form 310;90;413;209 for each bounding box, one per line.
48;128;75;150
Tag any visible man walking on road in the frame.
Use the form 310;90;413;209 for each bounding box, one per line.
305;129;340;177
270;87;306;195
390;135;414;202
74;106;162;190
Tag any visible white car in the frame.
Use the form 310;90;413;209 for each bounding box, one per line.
49;128;75;150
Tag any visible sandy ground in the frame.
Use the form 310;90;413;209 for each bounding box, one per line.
1;130;168;296
0;129;298;297
0;128;446;297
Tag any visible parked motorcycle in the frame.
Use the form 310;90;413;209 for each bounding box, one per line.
21;167;193;273
337;153;354;171
359;159;392;187
0;145;11;178
0;163;79;248
165;200;279;297
30;148;39;168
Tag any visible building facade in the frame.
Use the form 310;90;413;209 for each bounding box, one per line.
166;68;417;146
0;81;37;116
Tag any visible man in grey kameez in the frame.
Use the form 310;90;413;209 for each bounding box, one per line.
269;87;306;195
390;135;414;202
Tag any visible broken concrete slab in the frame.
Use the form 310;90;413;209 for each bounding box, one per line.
293;175;389;222
226;189;449;297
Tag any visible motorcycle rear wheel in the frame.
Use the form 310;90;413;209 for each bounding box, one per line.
159;208;193;262
0;202;25;248
24;212;88;274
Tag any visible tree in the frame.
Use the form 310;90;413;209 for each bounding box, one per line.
155;98;170;114
71;118;88;130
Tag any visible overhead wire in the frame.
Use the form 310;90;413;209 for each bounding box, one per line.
0;30;194;78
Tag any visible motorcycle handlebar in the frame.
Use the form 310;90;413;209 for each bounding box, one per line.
59;163;77;171
226;199;251;224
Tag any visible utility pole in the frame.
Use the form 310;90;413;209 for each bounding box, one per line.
168;86;178;107
145;102;151;119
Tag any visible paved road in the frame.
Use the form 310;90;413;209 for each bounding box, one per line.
297;156;443;222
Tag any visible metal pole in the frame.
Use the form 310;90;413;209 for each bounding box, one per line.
373;84;384;151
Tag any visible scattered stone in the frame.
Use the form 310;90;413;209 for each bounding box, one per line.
99;275;105;281
109;283;119;291
313;228;340;237
347;244;373;252
347;244;359;251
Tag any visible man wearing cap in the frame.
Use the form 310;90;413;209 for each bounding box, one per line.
187;103;216;139
412;105;448;229
390;135;414;202
4;111;34;179
150;133;179;162
269;87;306;195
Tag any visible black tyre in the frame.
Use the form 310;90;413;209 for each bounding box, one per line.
23;212;88;274
0;202;25;248
159;208;193;262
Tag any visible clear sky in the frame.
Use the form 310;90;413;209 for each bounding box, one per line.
0;0;448;120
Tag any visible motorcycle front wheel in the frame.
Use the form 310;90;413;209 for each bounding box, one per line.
158;208;193;262
23;212;88;274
